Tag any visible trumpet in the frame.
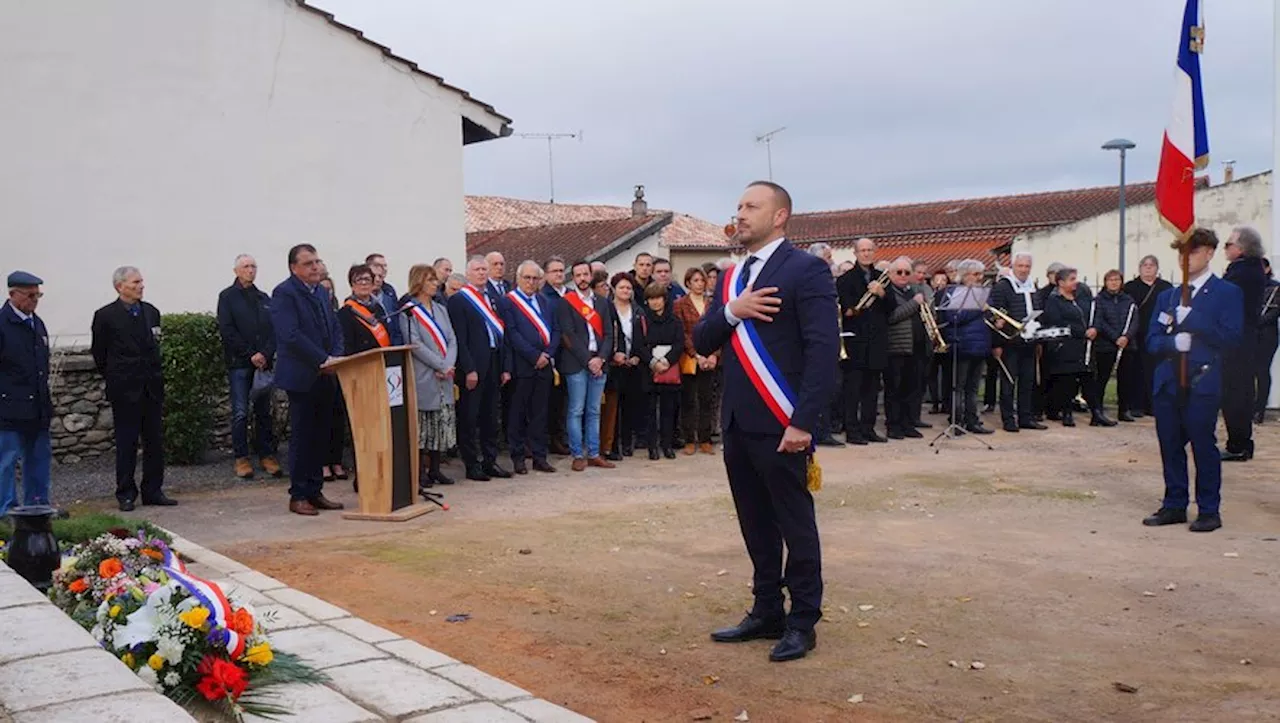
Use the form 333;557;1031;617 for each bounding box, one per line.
853;270;891;314
920;301;947;353
983;304;1024;340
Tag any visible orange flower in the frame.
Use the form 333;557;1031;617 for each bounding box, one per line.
68;578;89;594
228;608;255;636
98;558;124;579
141;548;164;561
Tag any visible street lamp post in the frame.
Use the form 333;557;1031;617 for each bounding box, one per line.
1102;138;1137;276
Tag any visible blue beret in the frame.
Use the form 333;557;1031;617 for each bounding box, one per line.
6;271;43;287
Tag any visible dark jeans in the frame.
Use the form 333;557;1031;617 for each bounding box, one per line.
112;392;165;504
842;364;881;437
1257;333;1279;415
287;379;335;502
998;344;1037;425
885;354;918;434
1221;347;1255;454
647;386;680;451
680;372;715;444
228;368;276;459
953;357;984;427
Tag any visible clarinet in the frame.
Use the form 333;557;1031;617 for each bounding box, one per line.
1084;299;1098;367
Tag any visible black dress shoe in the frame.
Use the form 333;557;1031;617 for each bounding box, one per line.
662;447;677;460
886;429;904;440
1142;507;1188;526
964;424;993;435
621;446;634;457
1061;412;1075;427
484;464;513;479
465;467;491;482
648;449;660;460
815;437;846;448
1003;423;1020;433
844;434;868;446
710;613;785;643
1046;411;1061;421
864;431;887;443
913;421;933;429
118;499;136;512
1189;514;1222;532
431;471;456;485
605;451;623;461
1130;410;1146;419
512;461;529;475
532;459;557;473
141;494;179;507
769;628;816;662
1118;411;1136;422
1090;411;1117;427
1020;421;1048;430
902;428;924;439
1221;450;1252;462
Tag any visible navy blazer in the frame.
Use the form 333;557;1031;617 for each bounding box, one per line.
447;287;509;381
555;291;615;376
694;240;839;436
499;289;560;378
270;275;343;393
0;302;52;430
1146;274;1243;399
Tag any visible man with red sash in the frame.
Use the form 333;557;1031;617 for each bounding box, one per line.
694;181;838;663
447;256;511;481
499;260;560;475
555;260;616;472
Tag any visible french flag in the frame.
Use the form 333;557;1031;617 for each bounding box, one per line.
1155;0;1209;239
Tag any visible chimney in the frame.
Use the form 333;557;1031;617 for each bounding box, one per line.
1222;161;1236;184
631;184;648;217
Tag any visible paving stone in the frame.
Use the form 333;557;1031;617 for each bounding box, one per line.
0;604;99;665
256;604;315;632
228;569;287;592
432;664;531;702
13;691;194;723
505;698;596;723
211;579;272;607
267;625;386;670
242;683;380;723
329;617;402;644
406;701;530;722
182;545;250;574
266;588;350;621
0;648;148;712
378;639;457;669
0;573;50;610
325;659;476;718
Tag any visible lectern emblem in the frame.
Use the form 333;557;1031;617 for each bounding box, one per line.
385;366;404;407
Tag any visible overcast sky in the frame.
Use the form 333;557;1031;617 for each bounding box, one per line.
317;0;1273;222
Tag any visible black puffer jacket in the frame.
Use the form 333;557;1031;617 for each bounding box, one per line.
1042;290;1090;375
1090;288;1136;355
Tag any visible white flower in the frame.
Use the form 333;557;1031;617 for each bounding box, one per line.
156;635;185;666
113;582;181;650
90;624;105;642
163;672;181;687
136;665;161;691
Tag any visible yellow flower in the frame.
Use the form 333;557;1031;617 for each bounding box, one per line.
121;653;135;669
242;642;273;667
148;653;164;671
109;605;122;618
178;606;210;629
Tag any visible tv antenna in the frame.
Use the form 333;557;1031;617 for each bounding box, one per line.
517;131;582;204
755;126;787;180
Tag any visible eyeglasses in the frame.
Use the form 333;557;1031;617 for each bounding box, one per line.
892;270;911;276
11;290;43;299
519;275;540;281
352;277;374;285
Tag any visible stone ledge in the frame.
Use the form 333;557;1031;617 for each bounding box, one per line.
265;587;350;621
267;625;387;670
377;639;458;670
242;682;381;723
405;701;530;722
328;617;402;645
432;664;532;703
13;690;192;723
323;659;476;719
0;604;100;665
0;649;156;714
0;573;51;610
504;698;596;723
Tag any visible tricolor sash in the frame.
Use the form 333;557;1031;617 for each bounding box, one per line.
506;290;551;347
566;291;604;337
459;286;504;339
721;262;797;428
407;300;448;355
161;546;246;658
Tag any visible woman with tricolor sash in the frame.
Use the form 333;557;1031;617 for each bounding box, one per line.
401;264;458;488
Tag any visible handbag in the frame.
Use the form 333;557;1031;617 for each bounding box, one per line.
679;354;698;375
249;368;275;400
640;314;681;385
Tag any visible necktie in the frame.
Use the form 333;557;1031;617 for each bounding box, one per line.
127;304;141;318
741;256;760;287
25;317;34;330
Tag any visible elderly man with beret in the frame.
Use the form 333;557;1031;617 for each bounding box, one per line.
0;271;67;520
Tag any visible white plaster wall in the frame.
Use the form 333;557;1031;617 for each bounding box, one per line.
1;0;483;344
604;232;664;277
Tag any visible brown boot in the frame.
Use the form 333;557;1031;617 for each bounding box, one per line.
571;458;587;472
588;456;616;469
289;499;318;516
260;456;283;478
310;493;345;511
234;458;254;479
699;442;714;454
682;444;696;456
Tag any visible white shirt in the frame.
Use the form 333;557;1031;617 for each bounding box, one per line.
9;305;31;323
724;236;787;326
615;304;633;353
1187;268;1213;300
578;289;598;352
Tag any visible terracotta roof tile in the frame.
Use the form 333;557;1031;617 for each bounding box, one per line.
466;214;671;265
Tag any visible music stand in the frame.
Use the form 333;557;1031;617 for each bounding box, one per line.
930;284;995;452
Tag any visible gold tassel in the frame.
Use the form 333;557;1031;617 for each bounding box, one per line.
554;369;561;387
806;456;822;492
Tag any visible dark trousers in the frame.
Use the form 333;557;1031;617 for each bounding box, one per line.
1118;346;1153;414
508;371;552;464
1256;333;1279;415
998;345;1037;426
549;376;567;449
111;391;165;504
938;354;954;411
953;356;984;427
842;364;881;438
680;372;716;444
884;354;918;434
647;386;680;451
228;368;276;459
907;352;928;424
1049;372;1100;416
458;357;502;469
983;357;999;407
1094;350;1119;410
723;422;822;631
1221;347;1255;454
286;378;334;502
327;385;347;467
613;366;645;452
1153;392;1222;515
828;362;845;433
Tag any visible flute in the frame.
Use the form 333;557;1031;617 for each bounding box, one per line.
1112;304;1136;377
1084;299;1097;367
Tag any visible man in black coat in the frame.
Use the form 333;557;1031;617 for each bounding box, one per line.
837;238;893;444
988;253;1048;433
448;256;512;481
91;266;176;511
217;254;281;481
1221;226;1268;461
1121;255;1175;418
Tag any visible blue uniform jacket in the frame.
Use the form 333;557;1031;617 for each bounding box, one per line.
1146;274;1243;399
0;302;52;431
270;275;343;393
693;240;838;436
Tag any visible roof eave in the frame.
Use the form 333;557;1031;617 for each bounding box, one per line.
591;214;675;263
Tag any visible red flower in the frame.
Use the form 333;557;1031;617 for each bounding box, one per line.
228;608;254;636
98;558;124;579
195;655;248;701
67;578;88;594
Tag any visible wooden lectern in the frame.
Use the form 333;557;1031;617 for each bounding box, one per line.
323;346;434;522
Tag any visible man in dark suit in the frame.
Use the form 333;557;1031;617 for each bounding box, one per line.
499;260;560;475
271;244;345;516
540;256;571;456
837;238;893;444
1220;226;1268;461
1143;228;1242;532
216;254;281;481
366;253;404;346
485;252;509;302
695;181;838;662
556;260;616;472
448;255;512;481
91;266;176;511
